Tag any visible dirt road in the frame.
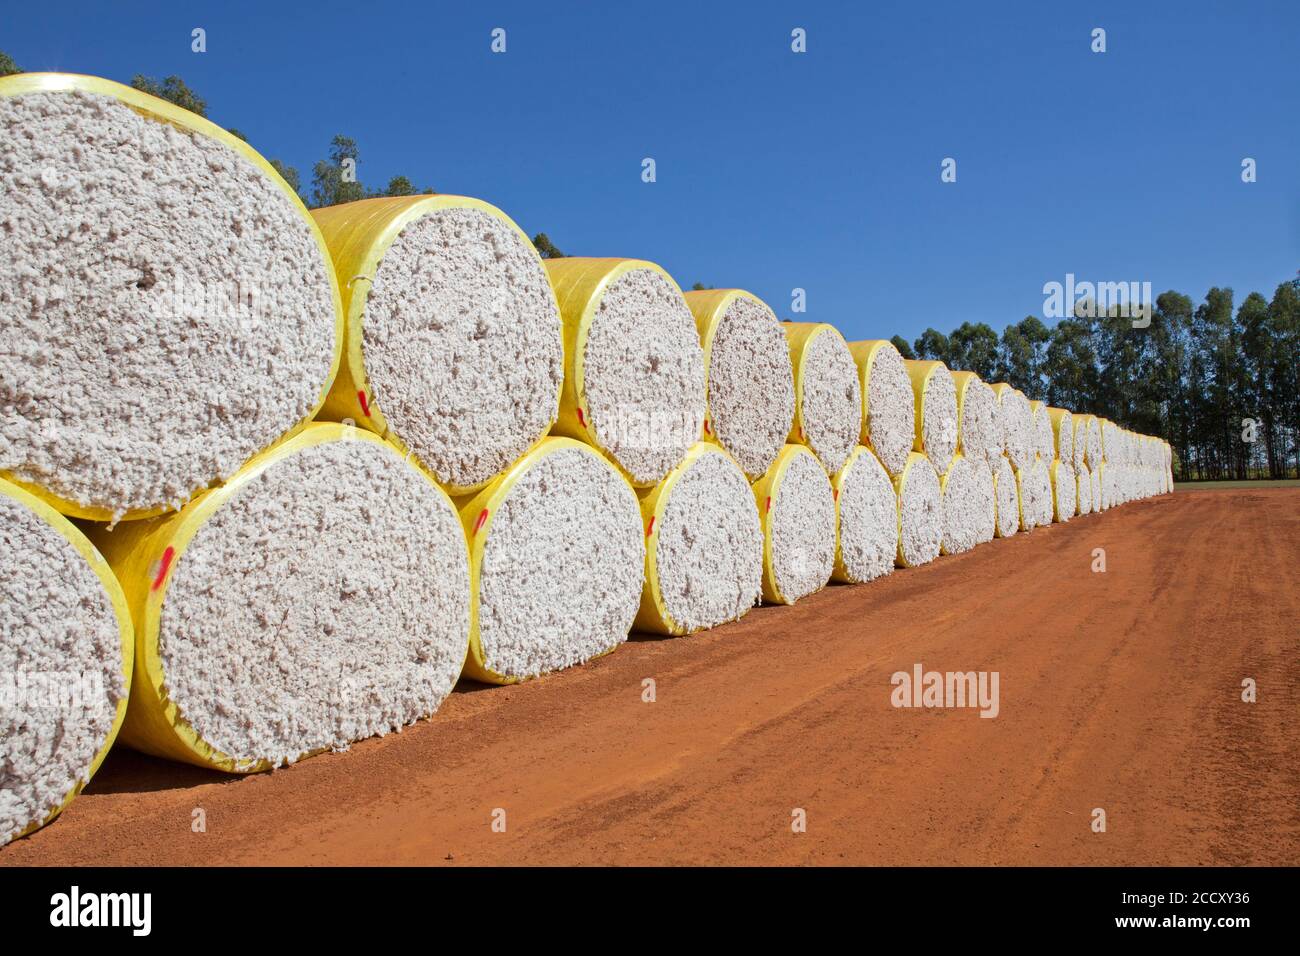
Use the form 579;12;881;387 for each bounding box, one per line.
5;488;1297;866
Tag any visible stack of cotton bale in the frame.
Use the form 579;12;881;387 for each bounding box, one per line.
1;69;1185;850
0;73;483;841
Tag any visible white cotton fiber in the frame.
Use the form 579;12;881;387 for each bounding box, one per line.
894;452;943;568
647;447;763;633
992;455;1019;539
694;293;795;478
850;340;915;477
760;446;836;603
148;434;470;768
939;453;983;555
475;444;644;680
832;446;898;584
0;88;338;520
0;486;127;845
353;204;563;490
579;266;706;485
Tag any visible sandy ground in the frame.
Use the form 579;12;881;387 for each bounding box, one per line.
4;488;1296;867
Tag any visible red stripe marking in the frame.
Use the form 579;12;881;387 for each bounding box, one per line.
357;390;372;417
474;509;489;534
833;488;839;501
703;419;711;435
765;495;772;514
576;407;586;428
646;516;655;536
151;546;175;591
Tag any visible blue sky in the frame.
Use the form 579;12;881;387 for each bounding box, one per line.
3;0;1296;343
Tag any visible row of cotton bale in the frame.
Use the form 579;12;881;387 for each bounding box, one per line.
0;72;1173;847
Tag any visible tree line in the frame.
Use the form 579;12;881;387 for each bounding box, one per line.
890;281;1300;481
5;55;1295;480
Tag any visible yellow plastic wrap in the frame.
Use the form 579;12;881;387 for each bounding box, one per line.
782;322;855;447
750;443;827;605
633;441;756;635
682;288;790;478
309;194;559;496
0;73;344;523
0;477;134;841
456;436;638;683
85;424;455;773
903;359;956;473
540;257;687;488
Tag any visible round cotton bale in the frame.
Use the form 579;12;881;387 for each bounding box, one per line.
634;442;762;636
831;445;898;584
1076;464;1093;515
310;195;563;495
939;453;985;555
973;458;997;544
0;479;132;846
1014;458;1050;531
990;384;1033;470
89;424;470;771
991;455;1019;539
1070;413;1088;471
1036;460;1055;526
543;258;705;487
1047;407;1074;466
1050;460;1075;523
751;444;836;604
459;436;643;683
846;340;915;477
903;360;959;475
1082;415;1103;470
1099;418;1118;464
893;451;943;568
0;73;342;522
950;371;1000;464
681;290;794;480
783;323;861;474
1090;464;1103;511
1029;401;1055;462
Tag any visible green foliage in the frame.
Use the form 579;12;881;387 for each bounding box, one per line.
310;134;365;208
690;282;712;291
376;175;421;197
912;328;950;363
918;281;1300;481
307;135;430;208
890;335;916;360
268;159;303;200
0;50;21;76
532;233;565;259
130;74;207;117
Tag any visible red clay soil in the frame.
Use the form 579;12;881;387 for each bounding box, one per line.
4;489;1297;866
